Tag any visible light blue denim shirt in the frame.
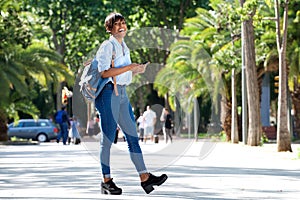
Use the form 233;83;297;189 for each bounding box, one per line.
95;36;132;85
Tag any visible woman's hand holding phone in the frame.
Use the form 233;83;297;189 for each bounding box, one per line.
132;62;150;74
143;61;150;67
130;62;149;75
140;61;150;73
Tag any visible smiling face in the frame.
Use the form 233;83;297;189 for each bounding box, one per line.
105;13;127;41
110;19;127;39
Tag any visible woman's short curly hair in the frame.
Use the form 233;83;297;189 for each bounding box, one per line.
104;12;125;33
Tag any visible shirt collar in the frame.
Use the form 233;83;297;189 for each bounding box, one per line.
109;36;124;46
109;36;126;56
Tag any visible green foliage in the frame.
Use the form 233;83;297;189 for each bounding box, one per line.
217;131;227;142
155;1;242;118
0;42;72;121
286;2;300;82
154;0;300;137
3;0;299;144
237;0;258;21
122;1;208;108
0;0;73;123
0;2;32;48
1;0;209;136
22;0;108;71
10;136;32;142
260;133;269;145
180;132;220;139
7;94;40;121
253;0;300;93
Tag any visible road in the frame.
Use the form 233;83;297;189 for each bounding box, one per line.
0;138;300;200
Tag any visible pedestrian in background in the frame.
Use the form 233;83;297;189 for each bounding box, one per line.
68;116;81;145
160;108;167;142
94;12;167;195
137;113;145;142
163;108;173;143
143;105;157;143
54;105;70;145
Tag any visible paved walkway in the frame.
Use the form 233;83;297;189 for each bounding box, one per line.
0;138;300;200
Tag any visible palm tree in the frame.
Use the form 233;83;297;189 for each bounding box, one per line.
154;43;207;139
155;5;242;140
155;40;206;113
0;0;73;141
0;42;73;141
0;43;73;109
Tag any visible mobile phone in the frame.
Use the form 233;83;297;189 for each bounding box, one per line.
142;62;150;68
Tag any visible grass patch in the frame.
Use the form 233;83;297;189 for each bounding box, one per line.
1;137;38;145
10;136;32;142
260;133;269;146
180;132;223;141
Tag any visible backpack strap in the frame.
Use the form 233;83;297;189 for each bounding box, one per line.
110;41;118;96
111;41;116;59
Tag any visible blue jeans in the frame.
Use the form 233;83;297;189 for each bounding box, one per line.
95;82;147;178
57;122;68;144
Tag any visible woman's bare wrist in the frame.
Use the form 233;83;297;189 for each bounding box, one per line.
129;65;134;71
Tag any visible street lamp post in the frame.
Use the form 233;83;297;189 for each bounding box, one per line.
241;22;248;144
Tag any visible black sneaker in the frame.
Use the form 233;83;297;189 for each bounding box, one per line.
141;173;168;194
101;179;122;195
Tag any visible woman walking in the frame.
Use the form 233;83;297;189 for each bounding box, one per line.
94;12;168;195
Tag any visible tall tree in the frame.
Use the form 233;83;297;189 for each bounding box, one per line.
121;0;209;109
155;3;242;139
22;0;106;110
239;0;262;146
22;0;108;69
23;0;207;112
0;1;72;141
274;0;292;152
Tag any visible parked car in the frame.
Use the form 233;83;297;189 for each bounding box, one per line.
7;119;59;142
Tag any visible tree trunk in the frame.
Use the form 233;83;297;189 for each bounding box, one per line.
222;101;232;142
221;95;231;141
274;0;292;152
240;0;262;146
0;108;8;142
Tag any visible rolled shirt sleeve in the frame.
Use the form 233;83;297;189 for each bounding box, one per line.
96;41;113;73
